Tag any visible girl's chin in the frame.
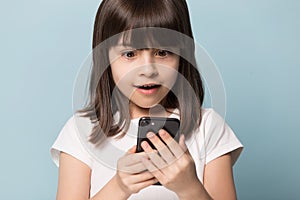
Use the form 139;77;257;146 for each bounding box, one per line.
132;103;158;110
129;101;161;112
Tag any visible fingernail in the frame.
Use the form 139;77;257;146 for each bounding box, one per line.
159;129;166;136
147;132;155;138
141;141;149;148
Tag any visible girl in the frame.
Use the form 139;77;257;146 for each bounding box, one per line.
51;0;243;199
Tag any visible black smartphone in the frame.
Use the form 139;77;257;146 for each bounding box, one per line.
136;117;181;153
136;117;180;186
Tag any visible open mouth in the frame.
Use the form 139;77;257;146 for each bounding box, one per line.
135;84;161;90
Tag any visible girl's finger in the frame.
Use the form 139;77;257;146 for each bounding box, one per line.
158;129;184;159
141;157;165;183
129;171;157;183
146;132;175;164
141;141;168;170
119;152;147;166
131;177;158;192
120;162;148;174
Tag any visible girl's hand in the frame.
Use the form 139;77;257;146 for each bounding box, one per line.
140;130;206;199
115;146;158;197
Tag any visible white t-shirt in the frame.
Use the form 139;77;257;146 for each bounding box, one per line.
51;108;243;199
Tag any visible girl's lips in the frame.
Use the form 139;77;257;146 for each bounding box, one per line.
136;87;159;95
134;84;161;95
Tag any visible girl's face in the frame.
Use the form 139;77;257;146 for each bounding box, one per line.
109;45;179;116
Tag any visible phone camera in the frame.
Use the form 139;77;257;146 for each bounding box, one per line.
140;120;150;127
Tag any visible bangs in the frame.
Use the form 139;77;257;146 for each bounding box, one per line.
103;0;187;50
127;0;180;30
120;28;185;51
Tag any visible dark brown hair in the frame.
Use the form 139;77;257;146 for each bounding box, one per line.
79;0;204;144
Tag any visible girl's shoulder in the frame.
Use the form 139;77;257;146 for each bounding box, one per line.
200;108;226;126
50;113;94;168
58;113;94;131
197;108;243;165
197;108;237;141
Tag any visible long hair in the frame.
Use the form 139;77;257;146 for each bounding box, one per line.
79;0;204;144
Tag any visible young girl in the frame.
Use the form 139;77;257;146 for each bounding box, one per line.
51;0;243;199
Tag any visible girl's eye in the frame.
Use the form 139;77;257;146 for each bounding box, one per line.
122;50;137;59
155;50;172;57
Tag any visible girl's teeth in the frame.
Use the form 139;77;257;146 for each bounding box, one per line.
138;85;158;89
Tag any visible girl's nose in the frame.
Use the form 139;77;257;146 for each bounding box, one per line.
138;52;158;77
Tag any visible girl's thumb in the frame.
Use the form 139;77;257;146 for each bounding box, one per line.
179;134;188;152
127;145;137;154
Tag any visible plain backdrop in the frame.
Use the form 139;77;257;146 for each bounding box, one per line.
0;0;299;199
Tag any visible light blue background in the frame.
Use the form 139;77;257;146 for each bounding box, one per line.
0;0;299;199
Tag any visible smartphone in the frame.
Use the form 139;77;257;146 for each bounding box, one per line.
136;117;180;153
136;117;180;186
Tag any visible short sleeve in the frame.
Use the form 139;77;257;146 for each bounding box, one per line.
50;116;93;168
203;109;243;165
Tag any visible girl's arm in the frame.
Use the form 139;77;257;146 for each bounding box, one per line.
203;153;237;200
57;148;157;200
56;152;91;200
57;152;129;200
141;130;237;200
170;153;237;200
